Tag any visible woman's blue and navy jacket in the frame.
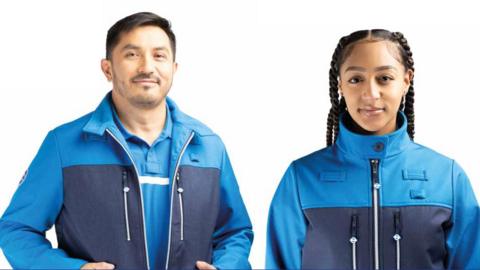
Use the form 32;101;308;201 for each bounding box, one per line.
266;112;480;269
0;93;254;269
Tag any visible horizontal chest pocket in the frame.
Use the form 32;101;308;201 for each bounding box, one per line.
402;169;428;181
402;169;428;200
319;171;346;182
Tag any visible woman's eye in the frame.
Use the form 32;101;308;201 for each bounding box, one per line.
348;77;362;84
378;75;393;83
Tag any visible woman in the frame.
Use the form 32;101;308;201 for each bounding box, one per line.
266;29;480;269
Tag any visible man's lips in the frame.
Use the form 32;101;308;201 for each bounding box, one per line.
132;79;159;84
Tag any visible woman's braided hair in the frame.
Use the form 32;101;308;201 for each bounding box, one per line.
326;29;415;146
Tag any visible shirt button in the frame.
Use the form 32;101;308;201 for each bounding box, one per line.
373;142;384;152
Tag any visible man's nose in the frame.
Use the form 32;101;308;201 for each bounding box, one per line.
137;55;155;74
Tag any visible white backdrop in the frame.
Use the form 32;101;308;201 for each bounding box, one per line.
1;0;479;268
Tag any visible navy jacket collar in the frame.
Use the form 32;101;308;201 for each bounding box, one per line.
336;112;412;159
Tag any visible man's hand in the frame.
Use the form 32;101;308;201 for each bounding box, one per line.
196;261;216;270
81;262;115;269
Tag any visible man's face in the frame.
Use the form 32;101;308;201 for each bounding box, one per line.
102;25;177;110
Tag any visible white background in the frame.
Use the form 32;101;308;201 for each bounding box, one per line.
1;0;479;268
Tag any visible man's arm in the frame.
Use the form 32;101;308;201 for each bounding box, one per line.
211;146;253;269
0;131;88;269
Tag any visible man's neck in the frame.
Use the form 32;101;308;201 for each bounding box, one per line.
112;94;167;146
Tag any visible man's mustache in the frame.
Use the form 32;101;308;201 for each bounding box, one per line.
131;73;160;83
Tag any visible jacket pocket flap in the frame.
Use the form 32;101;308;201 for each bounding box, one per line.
189;152;200;162
402;169;428;181
410;189;427;199
319;171;346;182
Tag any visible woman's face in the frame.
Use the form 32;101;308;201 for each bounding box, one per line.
339;40;412;135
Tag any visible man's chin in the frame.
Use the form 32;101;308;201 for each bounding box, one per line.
129;96;165;110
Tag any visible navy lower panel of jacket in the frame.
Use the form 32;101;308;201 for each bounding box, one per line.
302;206;450;269
58;165;221;269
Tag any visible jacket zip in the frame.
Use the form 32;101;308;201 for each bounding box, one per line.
370;159;381;270
393;211;402;270
122;170;131;241
165;131;195;270
106;129;150;269
350;214;359;270
176;174;185;241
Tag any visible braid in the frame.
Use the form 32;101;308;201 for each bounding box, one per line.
391;32;415;140
326;37;348;146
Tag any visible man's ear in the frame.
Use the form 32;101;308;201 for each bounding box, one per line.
173;62;178;74
101;59;113;81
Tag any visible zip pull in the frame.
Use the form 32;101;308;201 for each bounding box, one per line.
122;170;131;241
350;214;359;270
393;211;402;270
371;159;380;188
177;178;185;241
176;172;185;241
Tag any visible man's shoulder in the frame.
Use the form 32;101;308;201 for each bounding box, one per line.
51;111;94;136
167;97;218;138
175;113;217;137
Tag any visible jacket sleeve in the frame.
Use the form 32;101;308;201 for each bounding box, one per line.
0;131;87;269
211;146;253;269
446;161;480;269
266;162;306;270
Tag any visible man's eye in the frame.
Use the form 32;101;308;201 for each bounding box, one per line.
125;52;137;58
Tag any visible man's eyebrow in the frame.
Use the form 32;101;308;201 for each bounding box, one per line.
121;44;140;51
120;45;169;52
153;46;169;51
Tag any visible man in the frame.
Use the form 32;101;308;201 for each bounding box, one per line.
0;12;253;269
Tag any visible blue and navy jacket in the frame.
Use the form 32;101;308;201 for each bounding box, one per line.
0;93;254;269
266;112;480;269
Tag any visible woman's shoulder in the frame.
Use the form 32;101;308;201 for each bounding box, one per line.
408;141;455;164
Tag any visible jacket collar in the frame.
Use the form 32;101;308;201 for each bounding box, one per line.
82;91;215;139
335;112;412;159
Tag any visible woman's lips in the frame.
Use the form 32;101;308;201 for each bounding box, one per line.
358;107;384;117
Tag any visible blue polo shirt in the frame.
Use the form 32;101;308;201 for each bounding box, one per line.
112;102;172;270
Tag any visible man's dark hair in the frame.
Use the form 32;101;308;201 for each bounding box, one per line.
106;12;176;60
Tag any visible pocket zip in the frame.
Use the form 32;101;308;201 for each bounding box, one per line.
122;170;131;241
176;172;185;241
350;214;359;270
393;211;402;270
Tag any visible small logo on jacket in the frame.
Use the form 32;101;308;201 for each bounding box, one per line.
19;169;28;185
